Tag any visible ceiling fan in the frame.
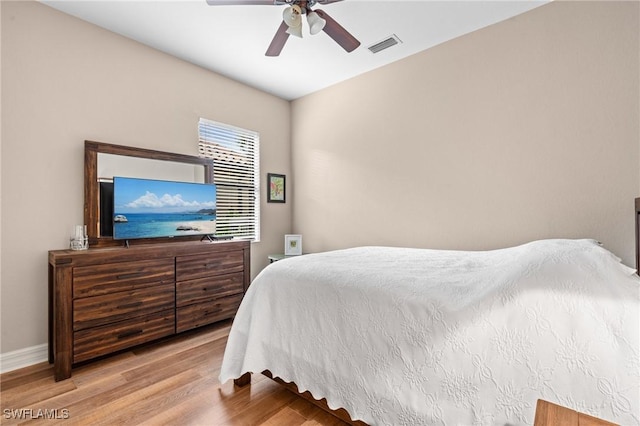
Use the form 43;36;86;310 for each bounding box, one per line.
205;0;360;57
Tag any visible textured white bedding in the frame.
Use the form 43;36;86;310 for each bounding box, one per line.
219;239;640;425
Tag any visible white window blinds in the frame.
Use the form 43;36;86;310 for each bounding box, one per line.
198;118;260;241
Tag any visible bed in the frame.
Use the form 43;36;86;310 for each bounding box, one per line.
220;227;640;424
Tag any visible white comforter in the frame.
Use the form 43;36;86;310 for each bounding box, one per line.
219;239;640;425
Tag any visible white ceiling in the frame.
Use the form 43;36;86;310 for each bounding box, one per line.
41;0;549;100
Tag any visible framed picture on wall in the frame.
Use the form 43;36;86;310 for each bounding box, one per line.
268;173;286;203
285;234;302;256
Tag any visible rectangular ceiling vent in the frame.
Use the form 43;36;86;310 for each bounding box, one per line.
368;34;402;54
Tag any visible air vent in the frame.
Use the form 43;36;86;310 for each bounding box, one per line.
368;34;402;54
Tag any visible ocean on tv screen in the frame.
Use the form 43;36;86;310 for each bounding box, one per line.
113;211;216;239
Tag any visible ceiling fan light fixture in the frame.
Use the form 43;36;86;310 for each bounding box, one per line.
306;11;326;35
283;5;303;38
286;23;303;38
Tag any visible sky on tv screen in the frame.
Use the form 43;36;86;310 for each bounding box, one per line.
114;176;216;214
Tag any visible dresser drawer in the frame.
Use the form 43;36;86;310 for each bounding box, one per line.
74;309;175;363
176;272;244;307
176;293;243;333
73;258;174;298
176;250;244;281
73;283;175;331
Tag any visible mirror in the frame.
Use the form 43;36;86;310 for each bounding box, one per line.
85;140;214;247
98;154;205;183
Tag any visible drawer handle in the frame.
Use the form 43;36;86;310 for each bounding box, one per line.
117;329;143;339
116;272;144;280
117;301;143;310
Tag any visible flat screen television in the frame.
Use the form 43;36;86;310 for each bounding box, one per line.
112;176;216;241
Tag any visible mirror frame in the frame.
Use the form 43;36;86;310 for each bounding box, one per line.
85;140;214;248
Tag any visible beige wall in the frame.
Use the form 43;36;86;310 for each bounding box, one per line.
0;1;291;354
292;1;639;267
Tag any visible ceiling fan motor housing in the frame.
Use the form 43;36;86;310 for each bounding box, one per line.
285;0;318;10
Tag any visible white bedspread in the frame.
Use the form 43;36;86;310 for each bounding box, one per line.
219;239;640;425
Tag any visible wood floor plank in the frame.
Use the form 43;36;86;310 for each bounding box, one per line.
105;369;231;425
65;369;203;426
12;373;129;426
0;376;77;411
120;339;221;383
62;366;201;421
309;409;353;426
226;385;300;425
0;321;350;426
65;351;138;387
262;406;309;426
0;363;57;391
137;376;234;426
288;394;328;418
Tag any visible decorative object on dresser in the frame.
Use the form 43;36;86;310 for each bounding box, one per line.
49;239;250;381
69;225;88;250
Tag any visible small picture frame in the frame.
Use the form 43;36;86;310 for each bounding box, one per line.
284;234;302;256
267;173;286;203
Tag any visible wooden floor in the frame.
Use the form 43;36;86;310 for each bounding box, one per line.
0;321;349;426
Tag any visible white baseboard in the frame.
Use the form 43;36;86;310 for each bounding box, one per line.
0;344;48;374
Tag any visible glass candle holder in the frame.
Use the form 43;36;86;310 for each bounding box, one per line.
70;225;88;250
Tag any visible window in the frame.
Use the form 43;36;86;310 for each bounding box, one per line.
198;118;260;241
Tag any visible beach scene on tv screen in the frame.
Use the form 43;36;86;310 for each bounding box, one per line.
113;177;216;240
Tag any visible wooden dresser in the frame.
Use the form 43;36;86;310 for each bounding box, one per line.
49;240;250;381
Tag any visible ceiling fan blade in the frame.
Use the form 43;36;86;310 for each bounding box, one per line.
314;9;360;53
315;0;345;4
206;0;285;5
265;21;290;57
